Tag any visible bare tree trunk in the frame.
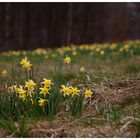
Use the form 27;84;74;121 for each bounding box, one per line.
18;5;24;50
4;3;10;50
23;4;30;50
67;3;72;45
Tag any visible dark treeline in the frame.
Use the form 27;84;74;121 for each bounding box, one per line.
0;3;140;52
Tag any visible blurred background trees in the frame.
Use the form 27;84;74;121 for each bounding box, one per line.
0;3;140;51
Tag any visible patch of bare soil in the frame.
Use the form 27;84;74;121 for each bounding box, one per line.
29;116;140;137
0;129;7;137
72;116;140;137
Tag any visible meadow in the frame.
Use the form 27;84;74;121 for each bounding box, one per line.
0;40;140;137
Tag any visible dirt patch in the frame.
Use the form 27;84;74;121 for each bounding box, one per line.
29;116;140;137
0;129;7;137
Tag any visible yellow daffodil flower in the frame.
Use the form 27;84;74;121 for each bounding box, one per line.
25;80;36;89
1;69;8;76
80;66;86;73
38;98;47;107
100;50;105;55
20;57;32;70
16;86;26;95
16;86;26;100
60;85;72;96
71;87;80;96
22;61;32;70
20;57;28;65
41;78;52;88
40;86;49;96
63;55;71;64
85;89;93;98
18;94;26;100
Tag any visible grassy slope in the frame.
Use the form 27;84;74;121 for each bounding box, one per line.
0;46;140;137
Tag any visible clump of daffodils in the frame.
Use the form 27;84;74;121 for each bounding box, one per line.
40;78;53;96
60;84;93;98
8;78;53;105
59;84;93;116
7;56;95;116
32;48;47;56
38;79;53;107
63;55;71;64
20;57;32;70
60;85;80;97
10;79;37;100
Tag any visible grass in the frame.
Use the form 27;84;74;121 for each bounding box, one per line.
0;40;140;137
0;117;31;137
124;64;140;74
